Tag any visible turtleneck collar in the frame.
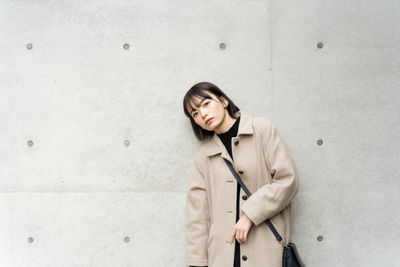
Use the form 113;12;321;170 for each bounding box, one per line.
217;116;241;137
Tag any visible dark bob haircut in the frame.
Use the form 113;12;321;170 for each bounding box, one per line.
183;81;240;141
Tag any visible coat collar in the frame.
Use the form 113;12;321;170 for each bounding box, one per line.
205;110;253;159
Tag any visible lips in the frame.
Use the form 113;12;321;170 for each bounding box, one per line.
206;118;213;125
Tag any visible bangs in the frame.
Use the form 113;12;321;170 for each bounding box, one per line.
185;90;213;115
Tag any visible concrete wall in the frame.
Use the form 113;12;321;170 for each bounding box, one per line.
0;0;398;266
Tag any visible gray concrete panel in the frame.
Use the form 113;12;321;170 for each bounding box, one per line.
0;193;185;266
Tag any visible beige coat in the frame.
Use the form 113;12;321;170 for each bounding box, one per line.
185;110;300;267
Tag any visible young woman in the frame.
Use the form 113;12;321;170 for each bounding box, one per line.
183;82;300;267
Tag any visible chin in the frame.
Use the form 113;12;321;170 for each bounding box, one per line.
204;125;214;131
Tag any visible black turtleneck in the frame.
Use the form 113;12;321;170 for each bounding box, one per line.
216;116;240;161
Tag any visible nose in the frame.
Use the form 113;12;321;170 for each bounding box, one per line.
199;108;208;118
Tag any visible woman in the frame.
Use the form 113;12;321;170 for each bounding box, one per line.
183;82;300;267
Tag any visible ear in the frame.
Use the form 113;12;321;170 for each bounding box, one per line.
220;96;229;108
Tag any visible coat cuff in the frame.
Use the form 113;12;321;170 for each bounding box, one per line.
241;201;265;227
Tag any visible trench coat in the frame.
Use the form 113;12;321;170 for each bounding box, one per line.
185;110;300;267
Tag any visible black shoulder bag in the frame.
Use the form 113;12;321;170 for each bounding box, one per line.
223;158;305;267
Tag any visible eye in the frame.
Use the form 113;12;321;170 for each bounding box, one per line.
204;101;209;106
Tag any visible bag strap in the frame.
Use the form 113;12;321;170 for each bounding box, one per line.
223;158;286;245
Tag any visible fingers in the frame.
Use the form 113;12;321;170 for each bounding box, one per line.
237;230;243;244
235;228;247;244
231;223;251;244
239;229;246;244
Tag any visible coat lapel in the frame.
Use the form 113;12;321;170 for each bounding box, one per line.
205;110;254;164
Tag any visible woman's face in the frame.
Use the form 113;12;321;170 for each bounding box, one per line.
187;91;229;132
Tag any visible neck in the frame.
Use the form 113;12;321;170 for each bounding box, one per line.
214;111;236;134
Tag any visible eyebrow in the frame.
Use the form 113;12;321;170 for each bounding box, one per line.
190;98;207;114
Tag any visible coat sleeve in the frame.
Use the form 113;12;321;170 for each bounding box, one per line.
186;156;210;266
241;118;300;227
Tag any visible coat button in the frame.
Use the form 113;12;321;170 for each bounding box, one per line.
242;195;248;200
242;255;247;261
234;140;239;145
238;170;244;174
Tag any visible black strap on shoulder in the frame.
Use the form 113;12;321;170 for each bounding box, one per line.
223;158;283;242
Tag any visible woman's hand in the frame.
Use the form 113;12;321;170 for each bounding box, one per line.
230;213;253;244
